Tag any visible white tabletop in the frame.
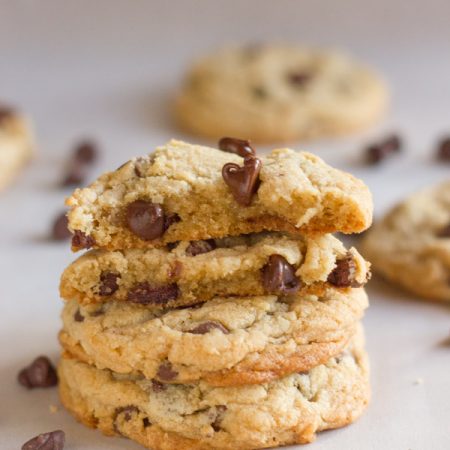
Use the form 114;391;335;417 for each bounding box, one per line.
1;1;449;449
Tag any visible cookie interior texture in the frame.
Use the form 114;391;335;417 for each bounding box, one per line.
175;45;388;143
362;180;450;301
67;140;373;252
58;326;369;450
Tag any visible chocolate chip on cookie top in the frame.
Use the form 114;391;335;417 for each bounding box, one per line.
262;255;301;294
222;155;262;206
218;137;256;157
21;430;65;450
18;356;58;389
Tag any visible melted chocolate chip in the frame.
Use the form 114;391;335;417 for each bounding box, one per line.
437;137;450;162
327;253;356;287
74;309;84;322
98;272;120;296
151;380;167;392
188;321;229;335
218;137;256;158
72;230;95;249
185;239;217;256
51;212;71;241
222;156;262;206
127;282;179;305
22;430;65;450
262;255;301;294
437;223;450;238
157;362;178;381
126;200;165;240
287;71;312;86
211;405;227;432
18;356;58;389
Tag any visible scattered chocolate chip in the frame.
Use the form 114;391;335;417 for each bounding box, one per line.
98;272;120;296
327;253;356;287
127;282;179;305
287;71;312;86
218;137;256;158
126;200;165;240
22;430;65;450
157;362;178;381
365;133;402;165
262;255;301;294
51;212;71;240
211;405;227;432
437;137;450;162
0;105;15;124
383;134;402;153
185;239;217;256
142;417;151;428
18;356;58;389
71;230;95;249
437;223;450;238
164;212;181;232
61;140;98;186
74;309;84;322
151;380;167;393
113;406;139;434
188;321;229;335
222;156;262;206
252;86;267;99
75;140;98;164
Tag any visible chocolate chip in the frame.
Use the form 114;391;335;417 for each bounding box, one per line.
51;212;71;240
218;137;256;158
327;253;356;287
365;133;402;165
383;134;402;153
74;309;84;322
211;405;227;432
262;255;301;294
157;362;178;381
18;356;58;389
22;430;65;450
185;239;217;256
127;282;179;305
164;212;181;232
437;223;450;238
0;106;15;124
222;156;262;206
151;380;167;392
437;137;450;162
166;241;180;251
126;200;165;240
74;140;98;164
98;272;120;296
142;417;151;428
113;406;139;434
188;321;229;335
252;86;267;99
287;71;312;86
71;230;95;249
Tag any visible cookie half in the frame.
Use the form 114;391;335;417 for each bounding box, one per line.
362;181;450;301
58;327;369;450
67;140;373;251
60;232;370;308
0;106;33;191
175;45;388;143
59;288;368;386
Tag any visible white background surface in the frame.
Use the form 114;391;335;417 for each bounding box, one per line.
1;1;449;449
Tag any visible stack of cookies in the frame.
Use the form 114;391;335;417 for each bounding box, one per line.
58;139;372;449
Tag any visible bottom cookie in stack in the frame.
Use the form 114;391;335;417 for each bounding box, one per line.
58;325;369;450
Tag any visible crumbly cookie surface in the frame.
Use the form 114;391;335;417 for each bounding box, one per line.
175;45;388;143
58;329;369;450
59;288;368;386
362;181;450;301
0;107;33;191
67;140;373;251
60;232;370;307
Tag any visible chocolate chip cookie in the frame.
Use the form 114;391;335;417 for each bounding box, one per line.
362;181;450;301
58;326;369;450
59;287;368;386
60;232;370;307
66;140;373;251
0;105;34;191
175;44;387;143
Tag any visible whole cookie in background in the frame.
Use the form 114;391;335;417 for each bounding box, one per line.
175;44;388;143
362;181;450;301
0;105;34;191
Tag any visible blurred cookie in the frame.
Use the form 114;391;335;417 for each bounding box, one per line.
0;105;34;191
175;44;388;143
362;181;450;301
